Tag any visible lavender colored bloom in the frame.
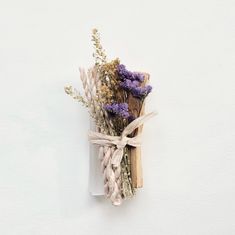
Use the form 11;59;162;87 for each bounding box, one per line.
131;85;153;98
133;72;145;82
117;64;152;99
104;102;130;118
128;115;136;123
117;64;144;82
120;79;140;91
120;78;152;98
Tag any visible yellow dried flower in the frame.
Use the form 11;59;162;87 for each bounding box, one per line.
97;58;121;104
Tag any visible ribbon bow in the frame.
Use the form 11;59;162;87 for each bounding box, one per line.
88;111;157;167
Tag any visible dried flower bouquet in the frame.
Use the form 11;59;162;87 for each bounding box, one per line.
65;29;156;206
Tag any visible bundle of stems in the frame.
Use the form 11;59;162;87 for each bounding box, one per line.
65;29;153;205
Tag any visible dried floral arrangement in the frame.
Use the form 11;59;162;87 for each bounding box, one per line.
65;29;156;206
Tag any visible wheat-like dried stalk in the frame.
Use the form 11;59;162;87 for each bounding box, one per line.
79;66;123;205
79;67;106;133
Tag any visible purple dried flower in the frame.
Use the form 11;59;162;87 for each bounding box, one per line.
128;115;136;123
117;64;152;98
120;79;140;91
131;85;153;98
117;64;144;82
133;72;145;82
120;78;152;98
104;102;130;118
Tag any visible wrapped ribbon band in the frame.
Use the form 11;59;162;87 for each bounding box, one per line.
88;111;157;167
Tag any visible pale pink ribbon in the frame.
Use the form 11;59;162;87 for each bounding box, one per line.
88;111;157;167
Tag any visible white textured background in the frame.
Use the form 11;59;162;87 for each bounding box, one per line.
0;0;235;234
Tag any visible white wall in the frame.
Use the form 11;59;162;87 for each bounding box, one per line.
0;0;234;234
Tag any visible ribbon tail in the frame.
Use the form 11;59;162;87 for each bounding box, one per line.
122;111;157;137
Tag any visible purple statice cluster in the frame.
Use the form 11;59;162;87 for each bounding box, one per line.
104;103;130;119
117;64;152;99
117;64;144;82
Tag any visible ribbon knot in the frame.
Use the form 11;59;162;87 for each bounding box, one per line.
89;111;157;167
115;136;128;149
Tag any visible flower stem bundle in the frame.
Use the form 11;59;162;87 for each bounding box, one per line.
65;29;155;206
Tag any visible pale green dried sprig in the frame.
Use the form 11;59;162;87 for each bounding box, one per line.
92;28;107;65
64;86;88;107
